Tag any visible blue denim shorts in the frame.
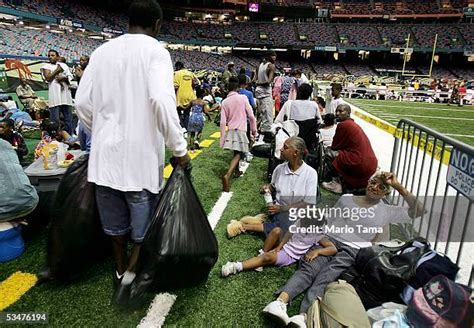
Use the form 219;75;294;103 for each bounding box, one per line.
95;185;160;242
263;211;292;236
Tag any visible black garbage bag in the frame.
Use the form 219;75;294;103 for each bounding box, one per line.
47;154;110;281
132;166;218;293
251;143;272;158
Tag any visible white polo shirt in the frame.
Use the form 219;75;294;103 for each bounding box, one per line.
326;97;344;115
271;161;318;206
41;63;73;107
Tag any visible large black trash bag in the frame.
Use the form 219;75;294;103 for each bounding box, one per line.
132;166;218;293
47;154;110;281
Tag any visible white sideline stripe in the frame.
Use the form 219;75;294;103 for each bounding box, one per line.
380;114;474;121
444;133;474;138
355;102;474;113
137;293;177;328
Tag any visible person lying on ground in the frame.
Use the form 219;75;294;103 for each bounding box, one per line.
262;171;425;327
221;223;336;277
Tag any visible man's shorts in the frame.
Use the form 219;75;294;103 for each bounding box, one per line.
263;211;292;236
95;185;160;242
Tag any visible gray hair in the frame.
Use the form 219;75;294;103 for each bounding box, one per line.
336;103;351;115
286;136;306;159
368;171;392;195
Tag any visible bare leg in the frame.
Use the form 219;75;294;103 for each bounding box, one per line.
189;132;195;150
111;235;128;275
242;223;264;233
242;252;278;271
222;152;241;192
126;243;141;273
263;227;282;252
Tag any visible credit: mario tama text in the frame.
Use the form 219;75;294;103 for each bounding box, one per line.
289;224;384;234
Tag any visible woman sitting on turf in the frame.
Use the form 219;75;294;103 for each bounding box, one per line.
226;137;318;239
221;221;336;277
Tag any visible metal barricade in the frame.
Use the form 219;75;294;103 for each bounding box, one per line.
390;119;473;287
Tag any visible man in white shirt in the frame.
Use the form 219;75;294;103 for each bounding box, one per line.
325;83;344;115
41;50;74;133
75;0;190;306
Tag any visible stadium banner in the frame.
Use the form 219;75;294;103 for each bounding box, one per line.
447;149;474;201
58;18;84;29
0;57;48;92
464;49;474;56
324;46;337;52
103;27;124;35
464;7;474;17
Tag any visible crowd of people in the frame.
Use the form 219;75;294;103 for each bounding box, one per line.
0;0;471;326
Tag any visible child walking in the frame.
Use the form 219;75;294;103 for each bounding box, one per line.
188;87;210;151
221;221;337;277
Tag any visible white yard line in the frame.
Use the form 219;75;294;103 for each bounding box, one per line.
355;102;474;113
444;133;474;138
383;114;474;121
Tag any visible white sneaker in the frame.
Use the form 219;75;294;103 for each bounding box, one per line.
288;314;307;328
321;181;342;194
262;300;290;326
221;262;239;277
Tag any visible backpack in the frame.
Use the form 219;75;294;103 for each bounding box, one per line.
342;238;431;309
406;275;473;327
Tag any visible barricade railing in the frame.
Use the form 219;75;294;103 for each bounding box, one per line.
390;119;473;287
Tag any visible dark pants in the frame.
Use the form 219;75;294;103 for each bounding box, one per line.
275;237;359;314
177;106;190;130
50;105;73;134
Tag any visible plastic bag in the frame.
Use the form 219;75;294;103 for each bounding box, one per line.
47;154;110;281
132;166;218;293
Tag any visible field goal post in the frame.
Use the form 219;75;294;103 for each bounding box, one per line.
401;33;438;78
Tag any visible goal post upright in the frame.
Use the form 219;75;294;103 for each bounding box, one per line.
401;33;438;78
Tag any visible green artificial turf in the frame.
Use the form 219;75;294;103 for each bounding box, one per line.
2;119;340;327
348;99;474;146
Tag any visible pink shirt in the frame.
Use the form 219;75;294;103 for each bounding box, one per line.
220;91;257;147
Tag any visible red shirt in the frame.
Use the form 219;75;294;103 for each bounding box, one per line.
332;119;378;188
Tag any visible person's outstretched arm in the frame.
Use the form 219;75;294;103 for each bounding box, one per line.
385;172;425;218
